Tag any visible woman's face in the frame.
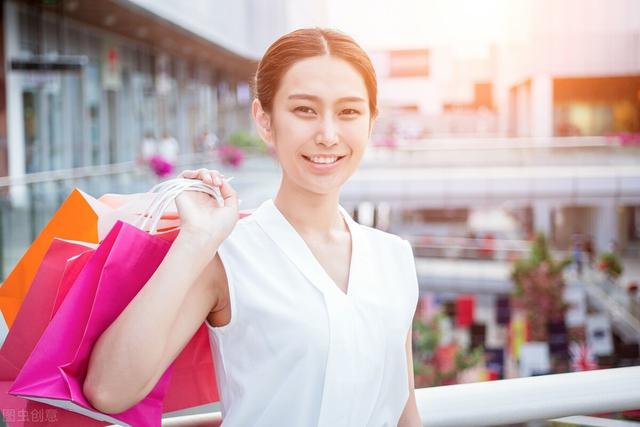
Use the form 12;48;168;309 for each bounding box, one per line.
255;54;374;196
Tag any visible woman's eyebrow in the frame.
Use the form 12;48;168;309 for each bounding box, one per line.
287;94;366;103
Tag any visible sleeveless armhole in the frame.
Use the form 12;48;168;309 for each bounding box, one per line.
402;239;420;314
205;237;239;335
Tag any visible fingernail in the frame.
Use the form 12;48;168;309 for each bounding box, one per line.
215;177;222;186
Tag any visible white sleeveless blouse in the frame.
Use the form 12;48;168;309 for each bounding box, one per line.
205;198;419;426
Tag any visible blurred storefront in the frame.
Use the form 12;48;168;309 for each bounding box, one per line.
553;76;640;137
1;0;327;179
498;0;640;138
3;0;258;176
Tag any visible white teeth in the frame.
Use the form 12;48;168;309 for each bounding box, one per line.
307;156;338;164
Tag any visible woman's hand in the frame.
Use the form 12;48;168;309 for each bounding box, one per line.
174;168;239;244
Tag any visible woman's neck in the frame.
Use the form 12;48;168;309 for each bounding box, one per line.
273;181;346;240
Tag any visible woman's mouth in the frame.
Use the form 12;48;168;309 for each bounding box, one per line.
301;154;347;171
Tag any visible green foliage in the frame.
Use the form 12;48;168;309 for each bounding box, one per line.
510;232;572;341
455;345;484;372
413;315;441;356
412;314;484;387
227;130;266;154
598;251;624;278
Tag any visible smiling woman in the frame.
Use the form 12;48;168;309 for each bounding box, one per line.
253;52;375;195
83;27;421;427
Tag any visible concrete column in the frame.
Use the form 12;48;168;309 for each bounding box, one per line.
594;204;619;253
515;83;530;136
4;1;27;206
533;201;553;240
531;75;553;138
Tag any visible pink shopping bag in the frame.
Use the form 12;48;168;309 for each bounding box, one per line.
9;220;190;426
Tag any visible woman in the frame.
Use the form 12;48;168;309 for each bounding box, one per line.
84;28;421;426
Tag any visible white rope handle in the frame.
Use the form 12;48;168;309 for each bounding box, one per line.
145;178;232;233
135;180;191;232
135;177;234;234
142;180;219;234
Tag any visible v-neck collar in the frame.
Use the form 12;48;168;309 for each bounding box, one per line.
253;198;361;299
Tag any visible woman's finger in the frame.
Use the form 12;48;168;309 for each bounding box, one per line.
218;176;238;210
177;169;190;179
196;169;212;186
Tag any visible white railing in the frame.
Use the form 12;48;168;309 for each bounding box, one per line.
415;366;640;427
391;136;621;151
0;152;270;188
151;366;640;426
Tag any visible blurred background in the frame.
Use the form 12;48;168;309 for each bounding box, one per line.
0;0;639;424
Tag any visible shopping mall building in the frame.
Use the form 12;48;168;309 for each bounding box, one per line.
0;0;325;177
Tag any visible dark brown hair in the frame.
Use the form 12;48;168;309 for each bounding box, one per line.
252;28;378;118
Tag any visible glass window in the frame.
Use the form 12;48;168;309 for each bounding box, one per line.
85;60;102;165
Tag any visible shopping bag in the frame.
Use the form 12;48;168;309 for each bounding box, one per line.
0;190;101;328
0;239;95;380
163;325;217;413
0;189;179;328
0;380;108;426
0;233;214;423
9;179;225;426
0;240;108;427
9;221;176;426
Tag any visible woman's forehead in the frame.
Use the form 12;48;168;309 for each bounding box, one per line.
277;55;368;102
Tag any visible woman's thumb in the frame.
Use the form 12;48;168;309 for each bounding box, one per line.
219;177;238;210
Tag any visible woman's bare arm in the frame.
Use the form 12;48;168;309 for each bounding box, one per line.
84;168;236;414
83;227;226;414
398;326;422;426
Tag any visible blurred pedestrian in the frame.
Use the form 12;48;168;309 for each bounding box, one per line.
139;131;158;164
146;131;180;178
571;232;584;276
159;131;179;164
201;127;219;153
584;234;595;268
627;282;639;320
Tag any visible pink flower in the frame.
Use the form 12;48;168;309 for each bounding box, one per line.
217;144;245;168
148;155;175;177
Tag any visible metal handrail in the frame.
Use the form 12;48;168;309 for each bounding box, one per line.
378;136;630;152
0;152;268;189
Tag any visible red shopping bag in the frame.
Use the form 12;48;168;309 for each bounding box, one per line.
9;221;205;426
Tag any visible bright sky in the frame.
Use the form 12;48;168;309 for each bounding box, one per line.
326;0;507;57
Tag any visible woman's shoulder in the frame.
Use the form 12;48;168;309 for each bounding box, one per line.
217;211;264;252
358;225;416;275
357;224;410;253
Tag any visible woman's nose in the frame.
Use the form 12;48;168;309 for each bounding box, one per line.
316;117;338;145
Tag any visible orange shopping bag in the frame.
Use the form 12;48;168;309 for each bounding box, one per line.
0;188;180;328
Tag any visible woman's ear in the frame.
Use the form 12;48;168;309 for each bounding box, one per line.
368;108;379;137
252;98;273;145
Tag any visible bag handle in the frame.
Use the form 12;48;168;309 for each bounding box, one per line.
136;177;233;234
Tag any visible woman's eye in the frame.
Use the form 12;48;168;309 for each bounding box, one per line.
294;106;315;114
341;109;360;116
